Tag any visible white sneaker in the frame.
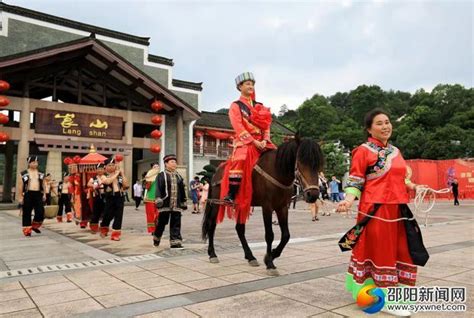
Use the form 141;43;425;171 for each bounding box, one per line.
381;307;412;316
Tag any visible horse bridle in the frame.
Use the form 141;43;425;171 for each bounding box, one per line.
294;162;319;193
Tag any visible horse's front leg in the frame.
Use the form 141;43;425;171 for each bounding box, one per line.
271;206;290;260
235;223;259;266
262;207;278;275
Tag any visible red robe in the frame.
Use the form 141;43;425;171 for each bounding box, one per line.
218;96;275;224
345;137;416;299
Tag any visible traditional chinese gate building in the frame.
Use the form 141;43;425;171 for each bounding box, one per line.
0;2;202;201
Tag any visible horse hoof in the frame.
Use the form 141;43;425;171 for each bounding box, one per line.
209;257;220;264
266;268;280;276
248;259;260;267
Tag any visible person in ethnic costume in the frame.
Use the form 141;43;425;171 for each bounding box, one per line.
87;163;106;233
18;156;46;237
219;72;275;224
143;162;160;233
153;154;187;248
44;173;55;205
336;109;430;317
99;157;129;241
57;173;73;222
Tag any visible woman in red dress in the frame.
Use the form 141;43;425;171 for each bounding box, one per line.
337;109;430;316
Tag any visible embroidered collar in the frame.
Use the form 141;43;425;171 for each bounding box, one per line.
239;96;254;108
364;138;399;180
368;137;389;148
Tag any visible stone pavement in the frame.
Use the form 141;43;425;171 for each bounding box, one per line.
0;200;472;317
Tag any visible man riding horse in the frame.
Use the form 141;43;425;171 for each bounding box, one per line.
204;78;324;272
220;72;276;223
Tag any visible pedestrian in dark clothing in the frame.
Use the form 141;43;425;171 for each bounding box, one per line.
452;179;460;206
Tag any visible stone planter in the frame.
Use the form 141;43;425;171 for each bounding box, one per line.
44;205;59;219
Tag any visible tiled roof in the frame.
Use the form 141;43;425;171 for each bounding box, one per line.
172;79;203;91
0;2;150;45
148;54;174;66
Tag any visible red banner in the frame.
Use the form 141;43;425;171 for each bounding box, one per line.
206;130;233;140
406;159;474;199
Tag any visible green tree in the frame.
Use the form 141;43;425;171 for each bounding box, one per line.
295;95;339;139
385;90;411;119
323;117;365;150
431;84;473;124
329;92;351;115
321;143;348;178
421;124;472;159
278;109;298;130
348;85;387;124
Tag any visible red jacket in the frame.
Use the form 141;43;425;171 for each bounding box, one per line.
229;96;274;149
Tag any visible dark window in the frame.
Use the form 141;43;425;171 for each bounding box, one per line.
133;123;161;138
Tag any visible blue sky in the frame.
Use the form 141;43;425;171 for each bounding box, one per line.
9;0;473;112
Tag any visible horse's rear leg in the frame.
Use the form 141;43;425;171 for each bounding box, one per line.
208;211;219;263
202;201;219;263
262;207;278;275
235;223;259;266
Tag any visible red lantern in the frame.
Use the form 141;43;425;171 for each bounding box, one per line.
0;96;10;107
0;81;10;92
115;154;124;162
195;130;204;137
151;115;163;125
0;113;8;125
150;144;161;153
151;100;163;112
195;140;202;146
73;155;81;163
0;131;9;142
150;129;162;139
63;157;73;165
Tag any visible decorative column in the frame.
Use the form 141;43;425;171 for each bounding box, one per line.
16;98;31;197
124;110;133;195
176;108;184;164
2;141;14;202
45;151;62;182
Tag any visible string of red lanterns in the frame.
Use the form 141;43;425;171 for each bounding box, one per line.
0;80;10;142
149;99;163;153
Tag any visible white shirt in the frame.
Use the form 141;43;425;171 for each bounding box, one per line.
133;183;143;197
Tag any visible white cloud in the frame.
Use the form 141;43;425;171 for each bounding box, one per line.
9;0;472;113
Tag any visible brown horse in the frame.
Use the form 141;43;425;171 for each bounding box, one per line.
202;137;324;275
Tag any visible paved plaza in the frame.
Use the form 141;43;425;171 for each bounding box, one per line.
0;200;473;317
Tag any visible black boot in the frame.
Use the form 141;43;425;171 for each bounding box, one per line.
223;178;241;203
152;234;161;247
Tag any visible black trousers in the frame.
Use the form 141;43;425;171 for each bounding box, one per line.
22;191;44;227
134;196;142;208
100;193;124;230
454;193;459;205
45;193;52;206
91;195;105;224
57;194;72;216
153;211;182;245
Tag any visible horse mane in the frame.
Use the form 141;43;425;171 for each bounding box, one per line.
273;138;324;180
274;139;299;180
297;138;325;173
